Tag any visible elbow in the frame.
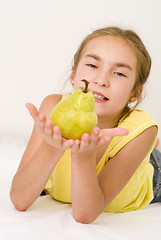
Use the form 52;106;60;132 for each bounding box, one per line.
73;212;97;224
74;217;94;224
10;190;28;212
13;203;27;212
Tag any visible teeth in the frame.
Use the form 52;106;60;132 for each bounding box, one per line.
93;93;105;100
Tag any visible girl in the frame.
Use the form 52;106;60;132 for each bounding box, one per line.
10;26;159;224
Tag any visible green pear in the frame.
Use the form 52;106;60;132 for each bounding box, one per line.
50;79;98;140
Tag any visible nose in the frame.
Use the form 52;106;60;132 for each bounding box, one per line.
94;71;110;88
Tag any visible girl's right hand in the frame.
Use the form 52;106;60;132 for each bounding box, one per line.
25;103;74;151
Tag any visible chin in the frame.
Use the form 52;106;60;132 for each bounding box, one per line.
95;108;107;118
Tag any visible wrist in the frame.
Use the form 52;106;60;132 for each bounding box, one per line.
41;140;64;157
71;150;96;163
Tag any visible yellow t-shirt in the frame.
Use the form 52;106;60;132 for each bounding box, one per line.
45;110;158;212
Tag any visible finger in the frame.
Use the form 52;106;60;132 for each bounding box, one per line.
97;135;112;146
53;126;62;145
100;135;112;143
63;139;74;150
44;120;53;137
71;139;80;152
67;139;75;147
38;114;46;133
80;133;90;149
25;103;39;121
100;127;129;138
90;127;100;145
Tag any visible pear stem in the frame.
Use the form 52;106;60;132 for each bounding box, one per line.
81;79;89;93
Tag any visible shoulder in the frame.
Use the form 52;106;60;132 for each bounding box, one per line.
119;109;158;135
108;110;158;158
120;109;157;126
110;124;158;174
39;94;62;119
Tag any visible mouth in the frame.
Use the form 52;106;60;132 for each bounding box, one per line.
92;91;109;103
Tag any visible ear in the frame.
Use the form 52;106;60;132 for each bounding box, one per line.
70;67;75;86
128;86;143;104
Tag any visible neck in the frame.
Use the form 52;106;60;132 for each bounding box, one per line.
97;115;120;129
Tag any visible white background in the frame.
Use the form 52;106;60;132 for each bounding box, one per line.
0;0;161;149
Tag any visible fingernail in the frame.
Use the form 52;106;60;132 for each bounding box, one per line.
94;130;99;134
94;127;100;134
46;122;51;127
53;126;59;133
83;135;89;140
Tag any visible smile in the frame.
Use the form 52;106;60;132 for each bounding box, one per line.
92;91;109;103
93;93;106;100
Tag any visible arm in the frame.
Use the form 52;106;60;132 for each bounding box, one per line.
70;125;157;224
10;95;74;211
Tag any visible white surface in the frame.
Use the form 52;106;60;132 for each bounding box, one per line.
0;138;161;240
0;0;161;146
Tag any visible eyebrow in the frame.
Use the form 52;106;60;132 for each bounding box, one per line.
85;54;133;70
85;54;101;61
114;62;132;70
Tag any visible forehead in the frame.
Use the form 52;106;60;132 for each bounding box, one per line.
82;35;137;68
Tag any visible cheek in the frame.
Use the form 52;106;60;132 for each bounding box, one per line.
76;71;87;80
75;62;95;80
72;69;89;90
113;84;132;104
72;81;80;91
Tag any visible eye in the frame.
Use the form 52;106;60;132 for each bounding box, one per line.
86;64;97;69
114;72;127;77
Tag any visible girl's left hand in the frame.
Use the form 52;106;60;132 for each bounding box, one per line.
70;127;128;153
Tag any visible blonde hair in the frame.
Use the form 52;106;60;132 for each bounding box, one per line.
72;26;151;120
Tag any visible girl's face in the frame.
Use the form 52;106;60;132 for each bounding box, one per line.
70;36;140;125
